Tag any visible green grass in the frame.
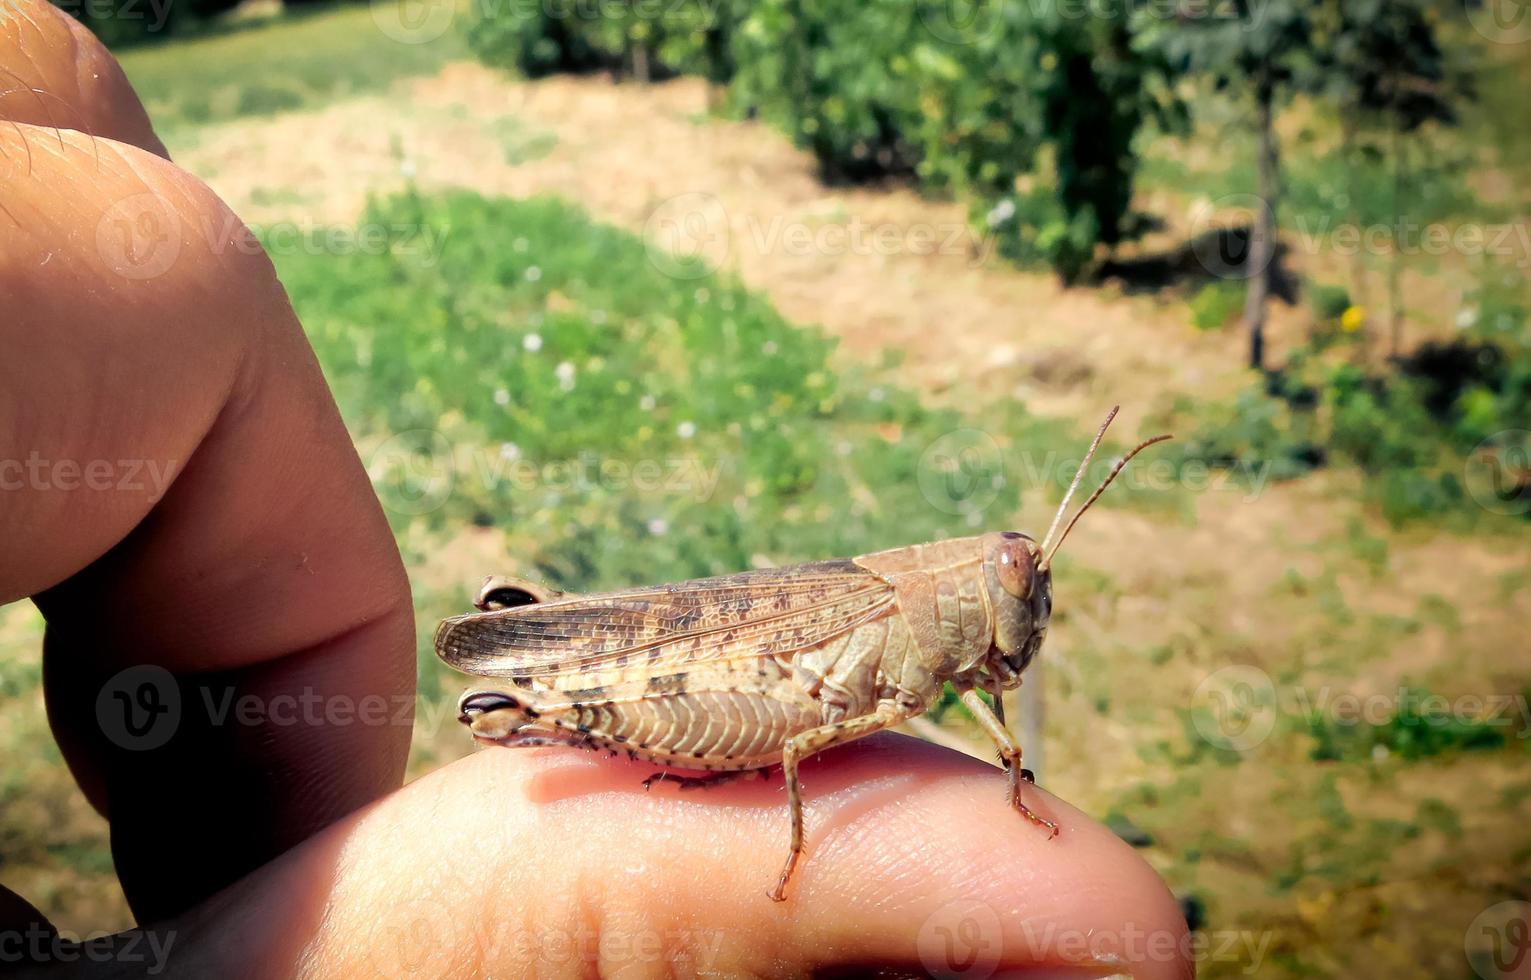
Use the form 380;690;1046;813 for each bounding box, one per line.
270;189;1121;579
116;3;466;137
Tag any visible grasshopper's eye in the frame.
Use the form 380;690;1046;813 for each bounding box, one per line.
995;540;1035;600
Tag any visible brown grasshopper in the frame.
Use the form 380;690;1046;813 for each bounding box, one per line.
435;407;1170;901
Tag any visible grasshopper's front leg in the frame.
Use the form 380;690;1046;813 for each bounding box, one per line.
771;701;908;902
958;686;1059;838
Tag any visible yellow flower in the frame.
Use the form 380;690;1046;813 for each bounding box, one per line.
1340;306;1366;333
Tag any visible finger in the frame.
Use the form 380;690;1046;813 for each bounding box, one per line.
0;122;414;921
163;734;1192;979
0;0;167;157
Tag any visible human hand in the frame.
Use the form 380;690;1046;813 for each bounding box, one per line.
0;7;1190;975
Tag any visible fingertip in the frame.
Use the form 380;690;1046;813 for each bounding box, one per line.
0;0;168;157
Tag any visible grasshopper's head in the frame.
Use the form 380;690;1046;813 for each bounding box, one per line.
979;408;1172;691
981;531;1051;687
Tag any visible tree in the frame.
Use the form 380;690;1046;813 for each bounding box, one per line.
1311;0;1467;358
1143;1;1316;371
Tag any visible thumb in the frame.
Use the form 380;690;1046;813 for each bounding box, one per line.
159;733;1191;978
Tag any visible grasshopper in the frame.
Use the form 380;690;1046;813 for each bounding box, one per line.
435;407;1170;901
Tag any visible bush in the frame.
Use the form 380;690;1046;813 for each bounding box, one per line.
467;0;1180;281
1187;333;1531;523
466;0;734;82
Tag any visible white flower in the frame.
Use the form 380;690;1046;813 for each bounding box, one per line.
499;442;521;461
493;388;510;406
985;198;1016;228
762;340;778;356
523;333;543;352
677;421;697;439
647;518;669;536
513;238;529;253
1456;307;1478;330
869;386;885;402
639;395;657;411
525;266;542;283
555;361;576;391
399;159;417;179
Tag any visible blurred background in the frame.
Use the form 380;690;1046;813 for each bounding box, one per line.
3;0;1530;975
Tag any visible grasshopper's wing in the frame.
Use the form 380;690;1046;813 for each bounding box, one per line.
435;559;896;678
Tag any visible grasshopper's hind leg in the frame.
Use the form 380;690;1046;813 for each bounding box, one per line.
958;687;1059;838
770;702;907;902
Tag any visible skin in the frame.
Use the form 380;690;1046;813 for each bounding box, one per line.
0;4;1193;975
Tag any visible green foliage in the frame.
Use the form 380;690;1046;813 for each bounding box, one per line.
1186;320;1531;523
466;0;1180;281
465;0;735;81
269;190;1082;589
1189;281;1245;332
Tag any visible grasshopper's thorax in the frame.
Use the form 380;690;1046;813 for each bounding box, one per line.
851;532;1050;703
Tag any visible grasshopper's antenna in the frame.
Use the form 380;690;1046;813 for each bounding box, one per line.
1040;430;1173;571
1039;406;1120;562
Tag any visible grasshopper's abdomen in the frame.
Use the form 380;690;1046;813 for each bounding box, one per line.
485;670;823;771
